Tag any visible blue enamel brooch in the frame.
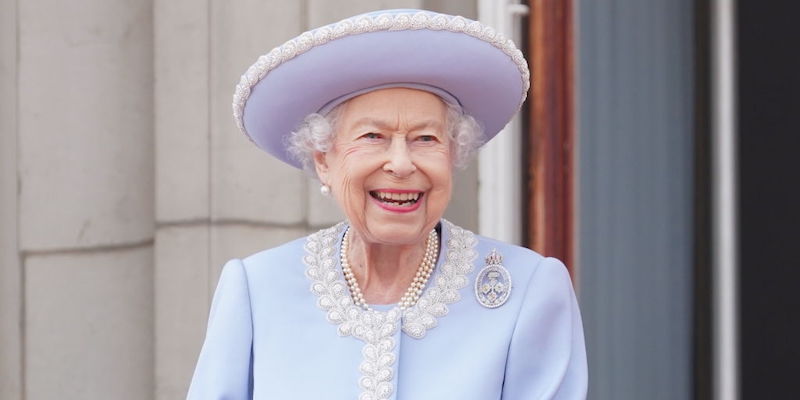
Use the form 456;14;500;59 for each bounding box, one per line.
474;249;512;308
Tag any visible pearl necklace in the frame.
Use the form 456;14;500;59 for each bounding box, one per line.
340;227;439;311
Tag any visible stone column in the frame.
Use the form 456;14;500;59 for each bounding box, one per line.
153;1;211;398
207;0;308;274
0;0;21;398
16;0;155;399
154;1;307;398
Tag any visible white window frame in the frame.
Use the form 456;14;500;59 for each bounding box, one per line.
477;0;529;245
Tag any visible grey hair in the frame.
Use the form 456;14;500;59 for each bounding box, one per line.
287;101;483;174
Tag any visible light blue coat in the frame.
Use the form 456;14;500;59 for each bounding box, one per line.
188;221;587;399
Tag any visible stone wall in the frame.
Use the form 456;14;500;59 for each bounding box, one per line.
1;1;478;398
2;0;155;399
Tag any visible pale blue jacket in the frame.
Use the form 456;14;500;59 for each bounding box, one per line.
188;221;587;399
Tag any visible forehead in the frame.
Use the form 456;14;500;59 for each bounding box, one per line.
337;88;448;129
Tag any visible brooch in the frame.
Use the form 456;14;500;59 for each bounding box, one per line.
474;249;512;308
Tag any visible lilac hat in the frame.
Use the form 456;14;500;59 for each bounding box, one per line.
232;9;530;169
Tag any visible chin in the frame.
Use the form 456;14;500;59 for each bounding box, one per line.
364;219;437;246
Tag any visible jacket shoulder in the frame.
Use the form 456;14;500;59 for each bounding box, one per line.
472;234;570;288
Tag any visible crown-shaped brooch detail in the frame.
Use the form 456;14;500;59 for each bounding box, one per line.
485;249;503;266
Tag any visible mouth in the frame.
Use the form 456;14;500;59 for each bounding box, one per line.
369;190;424;211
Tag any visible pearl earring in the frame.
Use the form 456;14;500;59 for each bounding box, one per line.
320;184;331;196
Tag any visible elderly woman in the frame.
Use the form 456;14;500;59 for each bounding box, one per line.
188;9;586;400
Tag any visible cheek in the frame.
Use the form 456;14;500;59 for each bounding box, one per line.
416;153;453;205
337;143;384;168
330;172;367;225
430;176;453;204
426;176;452;221
339;178;361;213
416;143;452;164
328;147;380;210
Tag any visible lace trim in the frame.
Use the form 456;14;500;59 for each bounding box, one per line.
232;10;530;142
401;222;478;338
303;220;478;400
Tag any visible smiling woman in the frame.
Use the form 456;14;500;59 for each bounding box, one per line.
188;9;587;400
315;88;453;247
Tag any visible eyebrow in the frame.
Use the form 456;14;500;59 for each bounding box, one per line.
349;117;444;133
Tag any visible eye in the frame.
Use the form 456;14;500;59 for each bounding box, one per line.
360;132;383;140
416;135;439;142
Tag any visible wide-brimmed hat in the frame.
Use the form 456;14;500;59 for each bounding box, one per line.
233;9;530;169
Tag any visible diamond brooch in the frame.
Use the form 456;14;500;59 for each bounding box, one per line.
474;249;512;308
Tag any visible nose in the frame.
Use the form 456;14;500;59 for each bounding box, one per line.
383;137;416;177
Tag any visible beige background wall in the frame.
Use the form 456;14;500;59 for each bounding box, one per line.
1;1;478;399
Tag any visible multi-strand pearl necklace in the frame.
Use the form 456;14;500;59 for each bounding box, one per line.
340;227;439;311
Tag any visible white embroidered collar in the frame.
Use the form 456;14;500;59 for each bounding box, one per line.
303;219;478;399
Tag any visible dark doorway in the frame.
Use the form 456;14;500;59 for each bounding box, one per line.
738;1;800;397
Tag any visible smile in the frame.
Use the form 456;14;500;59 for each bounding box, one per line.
369;190;424;212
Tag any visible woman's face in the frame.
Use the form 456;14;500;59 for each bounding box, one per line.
315;88;452;246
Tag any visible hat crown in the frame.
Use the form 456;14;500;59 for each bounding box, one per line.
233;9;530;169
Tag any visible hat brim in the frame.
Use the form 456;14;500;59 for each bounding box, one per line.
235;10;529;169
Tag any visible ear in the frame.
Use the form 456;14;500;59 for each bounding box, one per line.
313;151;329;184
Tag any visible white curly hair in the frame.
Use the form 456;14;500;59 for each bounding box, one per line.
287;101;484;175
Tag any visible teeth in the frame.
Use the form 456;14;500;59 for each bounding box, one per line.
373;191;421;203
